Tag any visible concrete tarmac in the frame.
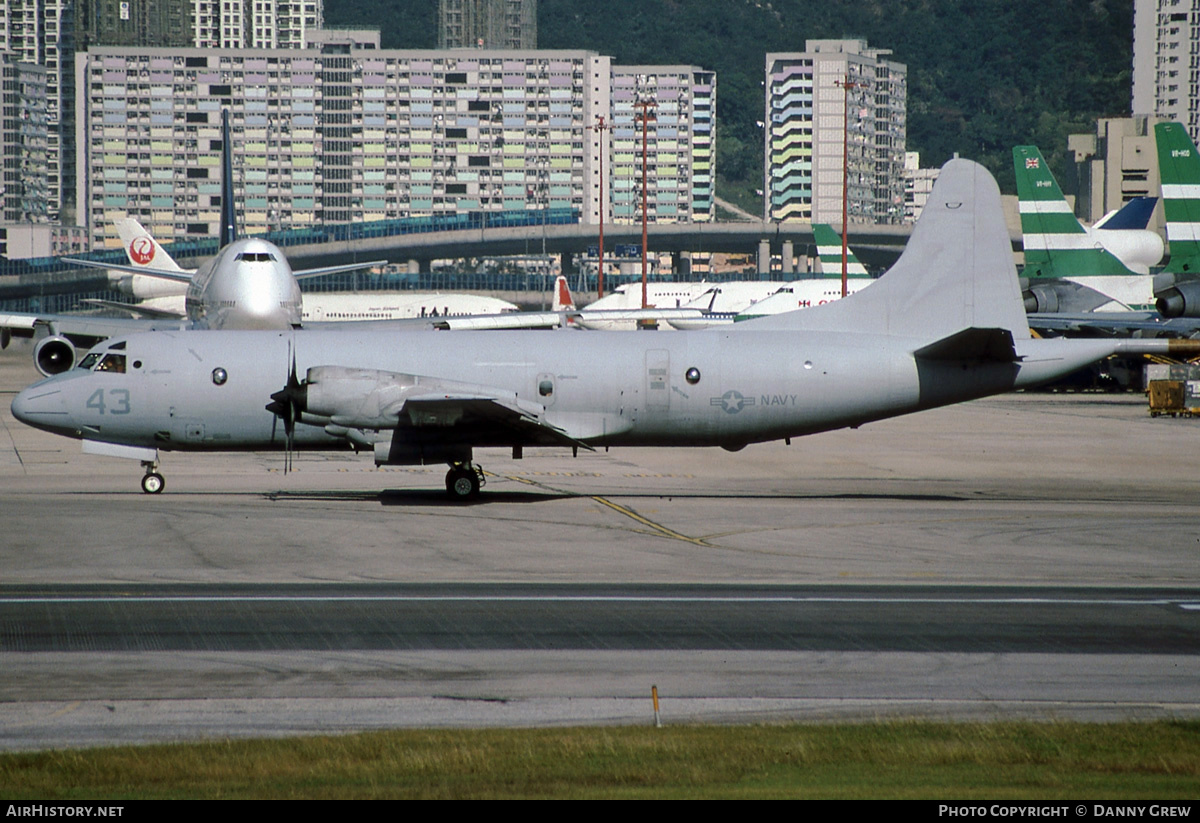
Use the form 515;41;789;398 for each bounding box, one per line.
1;347;1199;749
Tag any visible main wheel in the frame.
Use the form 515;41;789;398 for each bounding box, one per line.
445;466;480;499
141;472;165;494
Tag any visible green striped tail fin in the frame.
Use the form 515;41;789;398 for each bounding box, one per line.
812;223;868;277
1155;122;1200;273
1013;145;1133;278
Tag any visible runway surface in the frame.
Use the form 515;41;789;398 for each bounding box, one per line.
1;348;1199;748
3;583;1198;653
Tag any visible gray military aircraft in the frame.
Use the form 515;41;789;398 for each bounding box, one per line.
1;110;386;376
13;159;1200;497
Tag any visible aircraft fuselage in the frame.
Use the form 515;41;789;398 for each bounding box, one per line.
13;327;1026;457
185;238;302;330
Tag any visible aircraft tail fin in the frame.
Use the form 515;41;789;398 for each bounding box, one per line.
1154;121;1200;273
553;275;576;311
1094;195;1158;231
219;109;238;248
746;158;1029;342
115;218;185;273
1013;145;1133;278
812;224;868;277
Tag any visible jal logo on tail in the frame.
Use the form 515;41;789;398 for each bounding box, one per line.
129;236;155;265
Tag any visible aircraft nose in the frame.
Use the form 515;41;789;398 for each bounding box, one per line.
11;382;70;432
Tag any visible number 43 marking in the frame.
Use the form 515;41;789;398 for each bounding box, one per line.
86;389;131;415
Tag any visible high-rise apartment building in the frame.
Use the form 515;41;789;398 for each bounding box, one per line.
0;0;324;228
0;55;49;224
77;45;715;248
80;0;325;50
609;66;715;224
439;0;537;50
0;0;75;223
1132;0;1200;143
765;40;906;226
79;0;193;49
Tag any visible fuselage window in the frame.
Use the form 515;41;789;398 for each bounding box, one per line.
77;353;101;371
95;354;126;373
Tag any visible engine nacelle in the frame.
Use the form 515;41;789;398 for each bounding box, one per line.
33;336;76;376
1022;284;1059;314
115;274;188;300
1155;280;1200;318
1021;280;1112;314
303;366;419;429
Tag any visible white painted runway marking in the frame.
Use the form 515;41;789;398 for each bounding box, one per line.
0;595;1190;607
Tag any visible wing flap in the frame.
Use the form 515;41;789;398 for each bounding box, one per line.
402;394;593;450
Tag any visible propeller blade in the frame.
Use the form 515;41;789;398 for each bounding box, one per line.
263;341;305;475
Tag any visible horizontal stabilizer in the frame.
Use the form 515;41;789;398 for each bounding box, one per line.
914;328;1019;363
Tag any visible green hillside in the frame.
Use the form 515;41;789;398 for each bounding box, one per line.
326;0;1134;210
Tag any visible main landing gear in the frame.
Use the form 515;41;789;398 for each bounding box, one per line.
140;460;165;494
445;462;484;500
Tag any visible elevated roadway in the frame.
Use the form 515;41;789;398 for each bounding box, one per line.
278;220;922;274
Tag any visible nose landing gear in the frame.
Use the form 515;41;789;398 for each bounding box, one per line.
445;462;484;500
140;460;165;494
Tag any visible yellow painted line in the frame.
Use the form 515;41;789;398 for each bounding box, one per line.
498;472;710;546
589;495;711;546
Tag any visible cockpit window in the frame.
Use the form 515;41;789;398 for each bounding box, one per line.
235;252;277;262
77;352;101;371
94;354;126;373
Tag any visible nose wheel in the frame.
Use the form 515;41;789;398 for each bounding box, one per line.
140;460;165;494
445;462;483;500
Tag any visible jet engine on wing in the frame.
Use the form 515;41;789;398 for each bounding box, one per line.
1020;279;1118;314
1153;273;1200;318
33;335;77;376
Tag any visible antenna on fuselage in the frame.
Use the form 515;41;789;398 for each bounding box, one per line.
219;109;238;248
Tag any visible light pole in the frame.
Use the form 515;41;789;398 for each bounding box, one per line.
634;99;656;314
586;115;611;298
834;76;861;298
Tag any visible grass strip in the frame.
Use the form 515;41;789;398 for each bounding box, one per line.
2;721;1199;800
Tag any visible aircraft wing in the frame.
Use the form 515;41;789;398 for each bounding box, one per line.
1027;312;1200;337
0;311;190;371
61;258;196;284
569;307;705;329
293;260;391;279
80;299;185;320
302;311;565;332
433;311;563;330
1;312;187;340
